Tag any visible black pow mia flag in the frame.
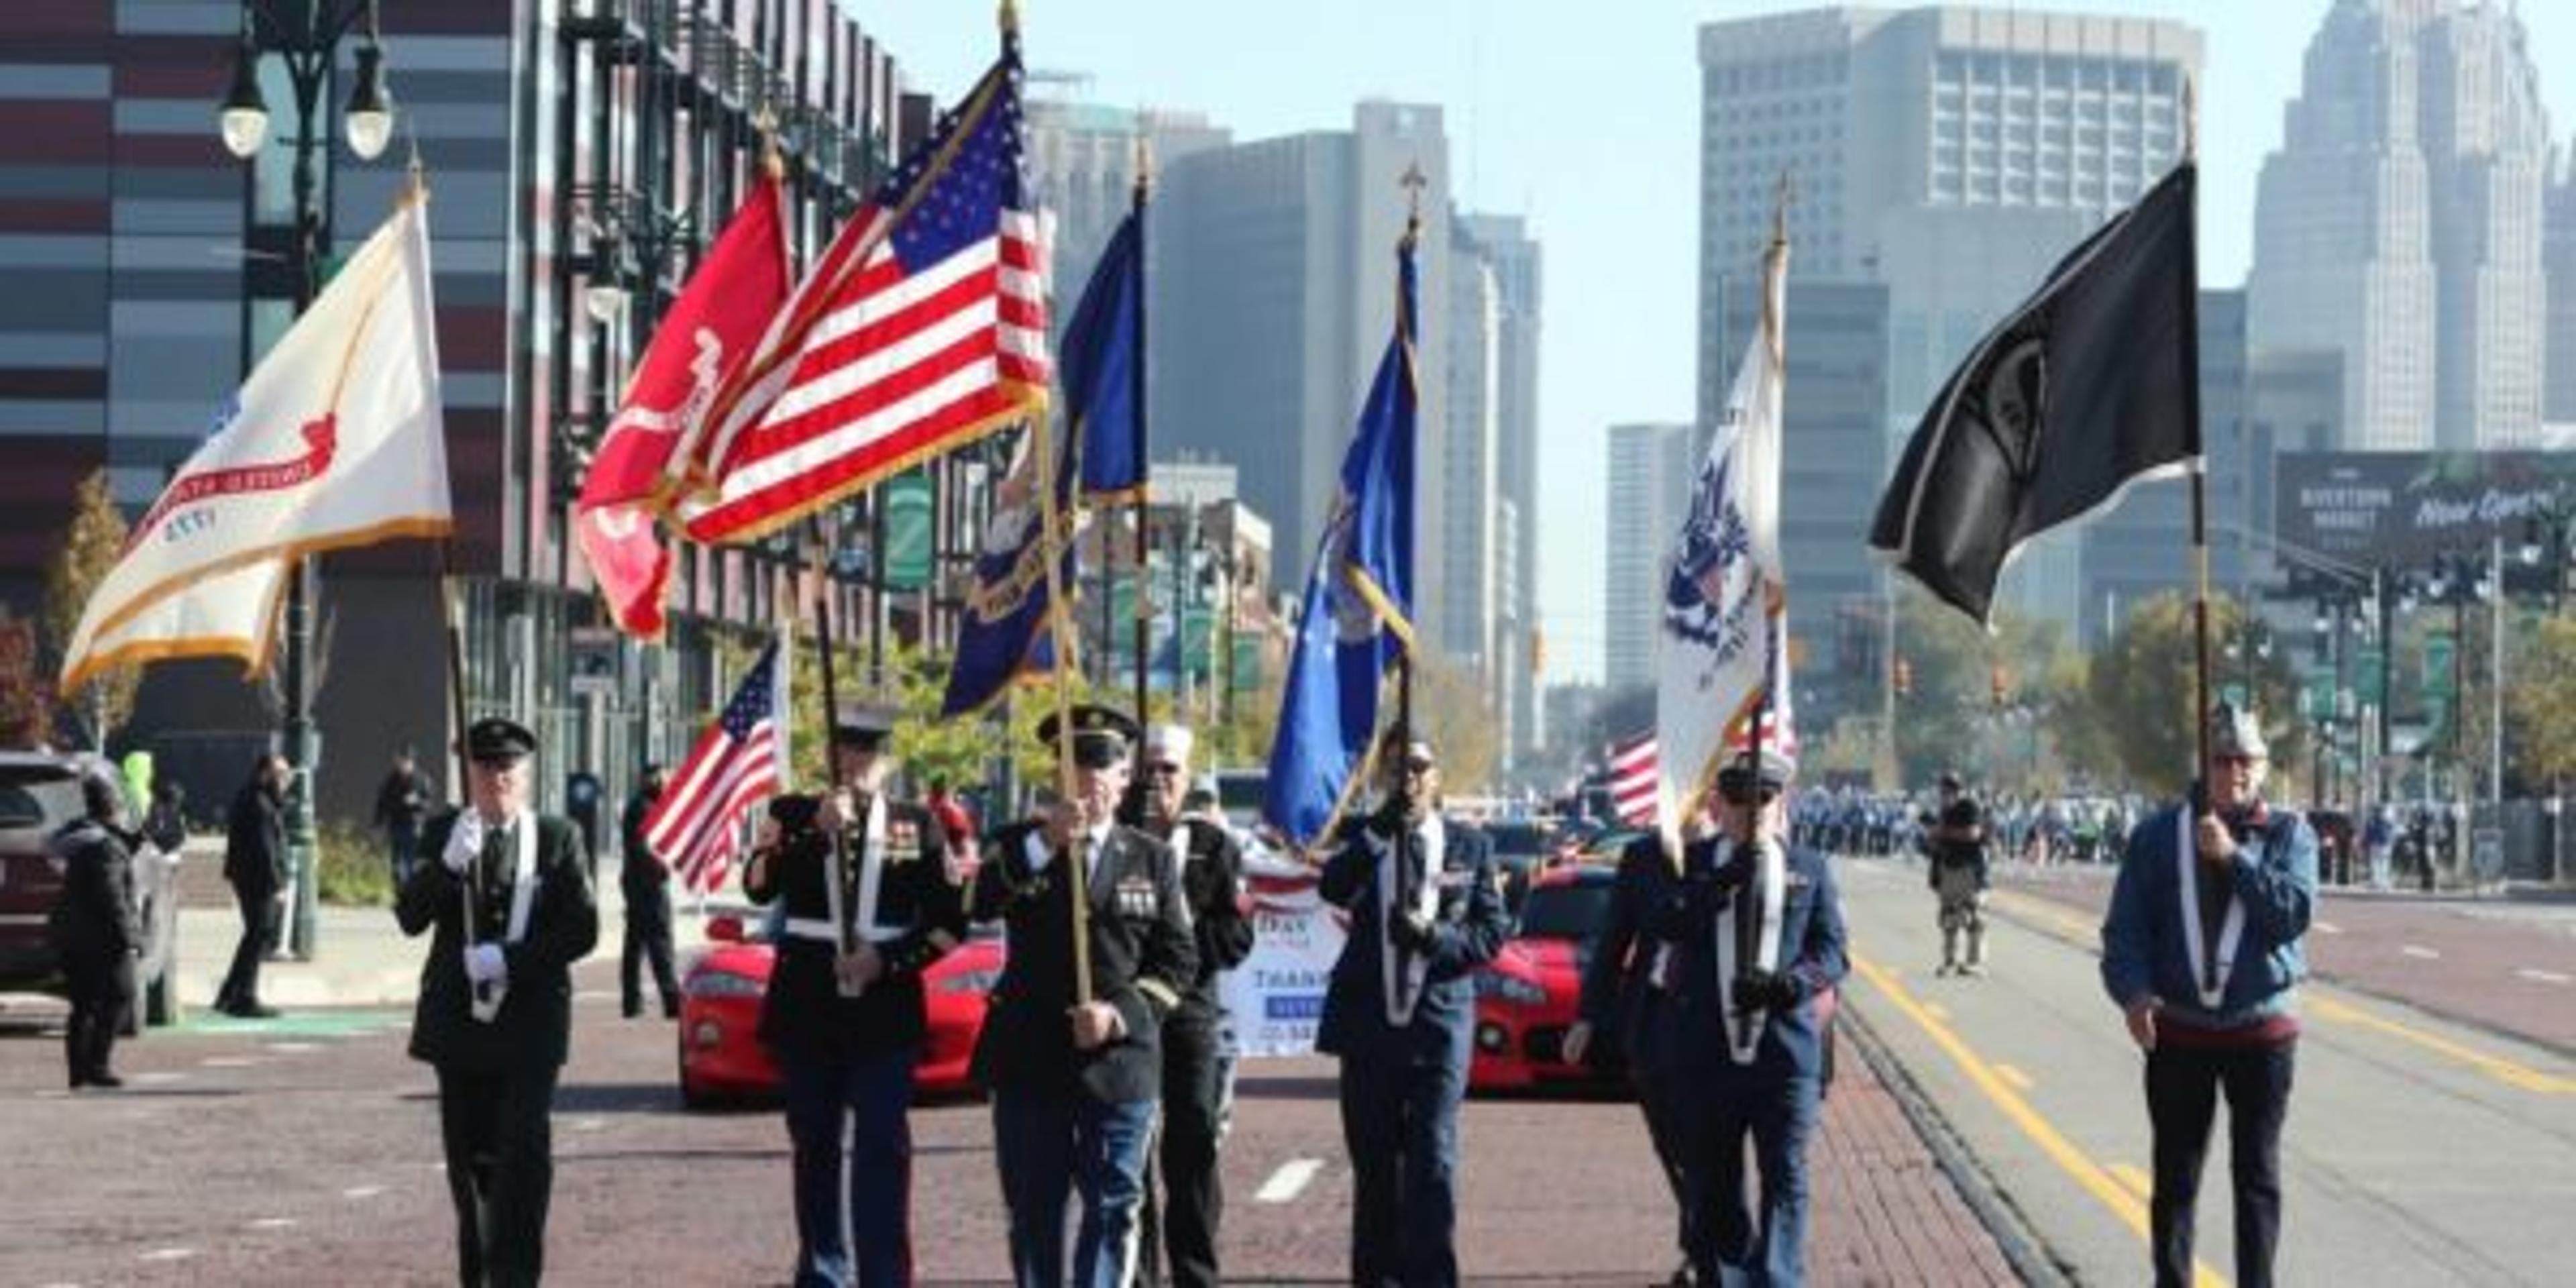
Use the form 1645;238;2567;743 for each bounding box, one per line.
1871;162;2201;625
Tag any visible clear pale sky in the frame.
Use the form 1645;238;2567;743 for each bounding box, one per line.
867;1;2571;685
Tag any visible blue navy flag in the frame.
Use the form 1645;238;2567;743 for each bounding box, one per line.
940;418;1078;717
1263;229;1419;847
1063;212;1144;502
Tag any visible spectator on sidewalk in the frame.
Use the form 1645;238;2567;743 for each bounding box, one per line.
619;763;680;1020
214;751;289;1019
374;748;435;888
399;717;598;1288
2100;703;2316;1288
143;781;189;856
49;771;144;1089
2363;807;2394;892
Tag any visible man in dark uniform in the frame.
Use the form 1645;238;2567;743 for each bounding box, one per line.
1923;771;1993;977
48;770;143;1089
619;762;682;1020
2100;704;2316;1288
375;747;435;886
398;717;600;1288
1316;731;1508;1288
1127;722;1256;1288
1567;795;1708;1287
970;703;1196;1288
215;751;288;1018
743;704;967;1288
1646;747;1846;1287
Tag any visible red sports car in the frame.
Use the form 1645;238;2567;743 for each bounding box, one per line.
1470;862;1626;1094
676;911;1004;1108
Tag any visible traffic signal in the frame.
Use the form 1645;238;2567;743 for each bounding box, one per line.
1894;655;1913;698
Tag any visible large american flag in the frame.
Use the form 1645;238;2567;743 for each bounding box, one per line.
646;639;789;894
1608;733;1658;827
682;36;1047;544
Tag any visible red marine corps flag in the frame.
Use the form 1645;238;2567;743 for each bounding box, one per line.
575;178;791;637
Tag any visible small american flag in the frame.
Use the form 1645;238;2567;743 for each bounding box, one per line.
1609;733;1658;827
647;639;790;894
683;34;1047;544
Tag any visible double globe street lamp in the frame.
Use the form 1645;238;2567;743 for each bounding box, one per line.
215;0;395;959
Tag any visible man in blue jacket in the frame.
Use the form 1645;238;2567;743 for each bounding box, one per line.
1646;745;1845;1287
1316;731;1508;1287
2100;702;2316;1288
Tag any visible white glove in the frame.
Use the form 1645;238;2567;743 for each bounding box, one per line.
462;942;507;985
442;813;485;875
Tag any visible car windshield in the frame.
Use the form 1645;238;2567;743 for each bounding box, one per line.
1214;773;1264;825
0;767;81;831
1516;883;1610;941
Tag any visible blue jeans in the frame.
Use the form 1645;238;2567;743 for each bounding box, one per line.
780;1044;917;1287
1677;1072;1819;1287
991;1083;1157;1288
1337;1048;1466;1288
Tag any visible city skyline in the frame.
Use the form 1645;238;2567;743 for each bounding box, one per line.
860;1;2573;686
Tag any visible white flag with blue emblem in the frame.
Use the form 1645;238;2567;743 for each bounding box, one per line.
1656;222;1794;839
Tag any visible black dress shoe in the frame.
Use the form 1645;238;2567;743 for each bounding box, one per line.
87;1072;124;1089
225;1002;282;1019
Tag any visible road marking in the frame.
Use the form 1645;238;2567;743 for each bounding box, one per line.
199;1057;260;1068
135;1071;184;1085
2312;920;2342;935
265;1041;318;1053
1255;1158;1324;1203
1992;1063;2033;1091
248;1217;297;1231
2306;996;2575;1094
342;1185;386;1200
2514;969;2570;985
2400;945;2440;960
1849;953;2227;1288
574;1117;606;1132
2109;1163;2152;1201
1922;1002;1951;1021
138;1248;196;1263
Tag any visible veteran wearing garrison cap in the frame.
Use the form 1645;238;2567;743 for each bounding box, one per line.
743;700;966;1287
398;716;600;1288
970;703;1196;1288
2101;702;2316;1288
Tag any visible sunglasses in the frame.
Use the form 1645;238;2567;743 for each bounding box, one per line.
1717;782;1780;806
1142;761;1185;777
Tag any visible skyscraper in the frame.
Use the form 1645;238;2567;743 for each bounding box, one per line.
2249;0;2551;450
1457;213;1543;765
1697;6;2200;633
1603;422;1697;692
2546;145;2576;425
1021;89;1229;313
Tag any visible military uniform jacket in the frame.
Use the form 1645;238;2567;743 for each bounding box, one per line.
1155;814;1255;1026
1576;833;1680;1067
1315;811;1507;1068
743;794;966;1061
398;810;600;1072
969;818;1196;1103
1644;836;1846;1082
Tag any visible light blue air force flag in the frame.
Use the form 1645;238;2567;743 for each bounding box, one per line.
1263;229;1420;847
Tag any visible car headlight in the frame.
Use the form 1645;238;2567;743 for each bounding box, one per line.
685;969;763;999
1476;973;1549;1006
936;968;1000;996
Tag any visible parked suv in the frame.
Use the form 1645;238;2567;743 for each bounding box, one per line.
0;751;184;1026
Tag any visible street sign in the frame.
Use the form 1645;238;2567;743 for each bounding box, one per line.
881;471;934;590
2472;826;2505;881
2424;632;2455;696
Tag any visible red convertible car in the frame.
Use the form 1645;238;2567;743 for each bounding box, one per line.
676;910;1004;1108
1470;862;1624;1094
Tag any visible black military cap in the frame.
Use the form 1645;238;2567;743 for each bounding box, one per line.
466;716;538;763
1715;745;1795;796
831;701;901;751
1036;703;1141;769
1938;769;1964;792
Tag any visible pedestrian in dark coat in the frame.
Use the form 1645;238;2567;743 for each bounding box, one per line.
50;771;144;1089
397;718;598;1288
743;706;967;1288
214;751;289;1018
619;763;682;1020
374;747;435;886
1315;732;1508;1288
969;703;1197;1288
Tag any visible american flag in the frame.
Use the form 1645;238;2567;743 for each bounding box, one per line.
646;639;790;894
682;35;1047;544
1608;733;1658;827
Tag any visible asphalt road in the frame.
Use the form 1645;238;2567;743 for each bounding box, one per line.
1835;855;2576;1287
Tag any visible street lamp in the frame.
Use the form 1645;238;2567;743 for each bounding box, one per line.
217;0;396;959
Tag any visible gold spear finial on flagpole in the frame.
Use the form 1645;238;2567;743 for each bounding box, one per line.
1770;168;1794;248
1134;115;1154;203
1000;0;1020;36
1400;161;1428;240
755;105;784;182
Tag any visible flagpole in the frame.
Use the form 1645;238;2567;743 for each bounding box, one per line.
806;515;857;962
1741;173;1792;849
1130;133;1154;739
2182;78;2213;804
435;538;484;963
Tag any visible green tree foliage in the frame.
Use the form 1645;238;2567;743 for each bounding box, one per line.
0;614;55;749
1409;653;1501;794
1887;586;2084;792
2504;615;2576;790
42;470;140;749
2086;591;2303;798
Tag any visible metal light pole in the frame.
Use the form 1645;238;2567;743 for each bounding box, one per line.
220;0;393;959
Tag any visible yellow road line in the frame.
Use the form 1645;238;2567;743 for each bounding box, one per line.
1923;1002;1951;1022
1988;890;2576;1096
2109;1163;2153;1201
1992;1063;2033;1091
1851;953;2226;1288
